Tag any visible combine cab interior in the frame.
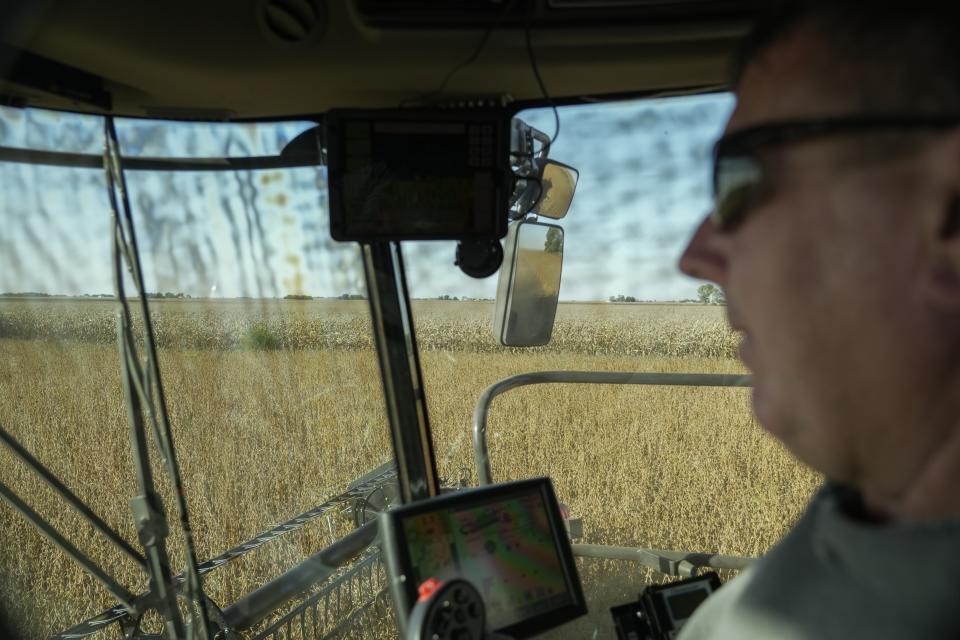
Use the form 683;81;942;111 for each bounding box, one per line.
0;2;811;639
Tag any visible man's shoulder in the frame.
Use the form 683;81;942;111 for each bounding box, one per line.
677;489;826;640
678;484;960;640
677;563;804;640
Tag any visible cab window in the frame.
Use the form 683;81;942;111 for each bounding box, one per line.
0;108;392;637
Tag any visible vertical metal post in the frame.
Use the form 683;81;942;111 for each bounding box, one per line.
361;242;440;503
105;116;211;639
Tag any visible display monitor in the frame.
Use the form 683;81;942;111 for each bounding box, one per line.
326;109;510;241
380;477;586;638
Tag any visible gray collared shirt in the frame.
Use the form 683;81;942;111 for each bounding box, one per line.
678;484;960;640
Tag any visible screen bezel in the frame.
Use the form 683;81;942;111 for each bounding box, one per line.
381;477;587;639
326;108;511;242
665;583;713;625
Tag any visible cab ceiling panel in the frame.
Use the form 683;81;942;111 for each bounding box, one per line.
0;0;768;119
356;0;769;27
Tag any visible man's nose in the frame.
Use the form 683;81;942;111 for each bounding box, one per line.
678;213;729;287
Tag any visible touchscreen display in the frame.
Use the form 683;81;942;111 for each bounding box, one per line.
667;588;710;620
400;487;573;630
328;113;505;240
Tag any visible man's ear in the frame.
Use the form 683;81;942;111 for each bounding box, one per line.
921;129;960;312
924;193;960;312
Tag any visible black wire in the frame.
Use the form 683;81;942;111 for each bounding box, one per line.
402;0;521;107
524;3;560;155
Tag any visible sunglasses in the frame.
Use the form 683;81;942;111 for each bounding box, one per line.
711;115;960;232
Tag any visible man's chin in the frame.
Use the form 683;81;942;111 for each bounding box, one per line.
751;385;849;479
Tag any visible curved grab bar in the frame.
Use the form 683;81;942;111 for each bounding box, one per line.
472;371;752;486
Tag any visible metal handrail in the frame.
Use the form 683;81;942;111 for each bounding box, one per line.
471;370;757;578
0;481;137;610
0;425;147;569
472;370;752;486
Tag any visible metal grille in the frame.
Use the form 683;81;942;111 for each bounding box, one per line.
252;551;390;640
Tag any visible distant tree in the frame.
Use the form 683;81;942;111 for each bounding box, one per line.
544;227;563;253
697;283;725;304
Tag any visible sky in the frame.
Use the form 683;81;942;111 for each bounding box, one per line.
0;93;734;302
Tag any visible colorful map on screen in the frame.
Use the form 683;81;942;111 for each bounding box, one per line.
402;489;572;630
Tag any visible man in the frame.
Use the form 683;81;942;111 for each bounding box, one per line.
677;2;960;638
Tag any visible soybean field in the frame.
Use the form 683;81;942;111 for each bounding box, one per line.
0;298;820;639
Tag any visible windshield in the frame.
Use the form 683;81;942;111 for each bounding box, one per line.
403;93;822;637
0;108;394;638
0;94;822;640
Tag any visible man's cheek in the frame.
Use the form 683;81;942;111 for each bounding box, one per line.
750;381;781;436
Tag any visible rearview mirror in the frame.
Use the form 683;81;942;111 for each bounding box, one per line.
532;160;578;220
492;220;564;346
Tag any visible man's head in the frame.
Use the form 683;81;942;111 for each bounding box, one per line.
680;1;960;515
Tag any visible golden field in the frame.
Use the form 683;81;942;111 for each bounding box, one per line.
0;299;820;639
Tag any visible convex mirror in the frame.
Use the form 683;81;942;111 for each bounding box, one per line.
493;220;564;346
532;160;578;219
510;160;579;221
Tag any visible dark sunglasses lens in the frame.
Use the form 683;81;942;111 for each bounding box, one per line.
712;155;764;231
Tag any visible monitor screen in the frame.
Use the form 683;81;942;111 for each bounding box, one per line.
327;110;509;241
381;478;586;638
667;588;710;621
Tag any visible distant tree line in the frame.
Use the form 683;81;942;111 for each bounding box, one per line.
432;295;497;301
1;292;115;298
416;296;492;301
605;292;727;304
147;292;192;299
1;292;383;300
0;292;67;298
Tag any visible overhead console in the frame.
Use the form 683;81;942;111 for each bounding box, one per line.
354;0;774;28
380;477;587;639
